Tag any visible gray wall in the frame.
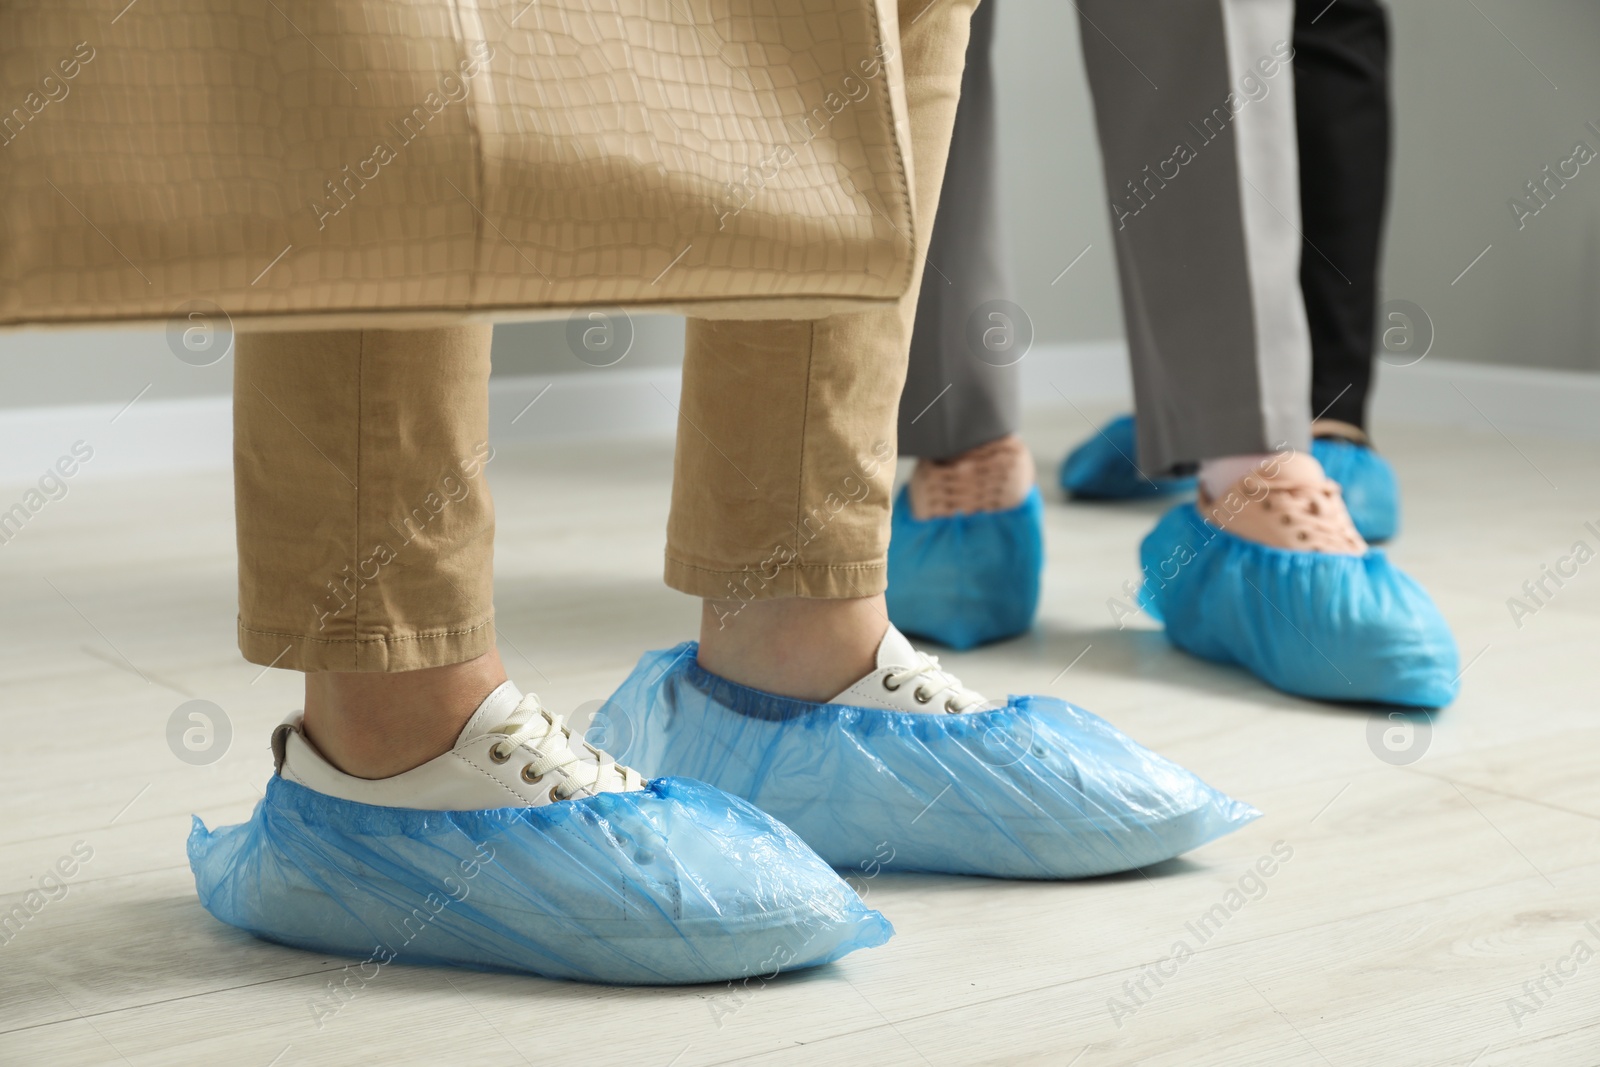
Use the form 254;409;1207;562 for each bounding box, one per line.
994;0;1600;375
1380;0;1600;372
2;0;1596;406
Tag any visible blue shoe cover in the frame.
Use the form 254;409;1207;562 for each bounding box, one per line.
885;486;1044;650
1311;437;1401;543
598;645;1260;879
1059;414;1196;500
188;775;892;985
1139;504;1459;707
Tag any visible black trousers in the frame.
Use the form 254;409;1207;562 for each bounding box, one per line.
897;0;1393;459
1298;0;1392;431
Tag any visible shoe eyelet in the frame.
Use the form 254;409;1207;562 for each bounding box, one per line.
914;687;932;704
488;744;511;764
944;698;960;713
882;675;901;692
548;785;565;804
521;764;544;784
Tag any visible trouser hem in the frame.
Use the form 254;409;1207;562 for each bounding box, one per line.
1138;399;1313;474
238;616;496;673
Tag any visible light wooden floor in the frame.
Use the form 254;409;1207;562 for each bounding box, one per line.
2;403;1597;1066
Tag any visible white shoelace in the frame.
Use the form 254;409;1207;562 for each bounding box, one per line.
884;654;986;714
486;695;643;800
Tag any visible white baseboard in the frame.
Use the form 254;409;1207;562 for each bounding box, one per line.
488;366;685;447
1;344;1595;485
1019;341;1600;441
1369;358;1600;440
0;367;691;486
0;394;233;488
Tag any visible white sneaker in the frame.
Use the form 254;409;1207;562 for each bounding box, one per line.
830;627;991;714
274;681;644;810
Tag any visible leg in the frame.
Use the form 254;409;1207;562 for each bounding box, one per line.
234;325;504;778
1296;0;1391;433
671;0;980;698
1295;0;1404;541
886;0;1044;650
897;0;1018;463
1060;0;1399;538
209;325;888;985
622;0;1260;880
1075;0;1456;707
234;325;646;793
1078;0;1311;474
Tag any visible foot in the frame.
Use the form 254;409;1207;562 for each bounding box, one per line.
1198;451;1365;555
887;435;1045;650
599;626;1260;879
697;595;890;702
189;681;892;984
1059;413;1403;542
908;434;1035;519
278;681;644;808
301;647;511;780
1058;414;1196;500
1139;453;1459;708
1310;419;1402;543
830;627;988;714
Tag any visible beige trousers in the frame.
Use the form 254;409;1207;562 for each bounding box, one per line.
235;0;979;672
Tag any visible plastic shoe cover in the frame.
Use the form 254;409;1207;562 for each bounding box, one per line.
1311;437;1401;543
598;645;1260;879
886;486;1044;650
1139;503;1459;708
1059;414;1196;500
189;776;892;985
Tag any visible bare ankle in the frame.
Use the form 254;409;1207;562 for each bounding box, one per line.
697;595;888;702
301;648;508;779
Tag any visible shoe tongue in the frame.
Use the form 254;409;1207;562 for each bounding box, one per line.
453;680;526;747
875;626;921;671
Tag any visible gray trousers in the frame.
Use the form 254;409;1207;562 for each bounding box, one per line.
899;0;1313;474
895;0;1019;460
